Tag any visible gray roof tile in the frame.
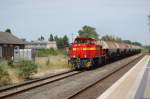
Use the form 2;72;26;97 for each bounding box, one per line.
0;32;24;44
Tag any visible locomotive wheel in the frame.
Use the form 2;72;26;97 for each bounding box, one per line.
86;61;92;69
76;58;81;69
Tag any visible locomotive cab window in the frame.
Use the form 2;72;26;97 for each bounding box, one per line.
74;39;96;44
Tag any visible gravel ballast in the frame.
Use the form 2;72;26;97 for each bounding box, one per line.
8;54;142;99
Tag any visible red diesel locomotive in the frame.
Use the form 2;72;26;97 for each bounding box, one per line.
68;37;141;69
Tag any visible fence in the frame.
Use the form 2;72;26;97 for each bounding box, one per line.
14;49;35;61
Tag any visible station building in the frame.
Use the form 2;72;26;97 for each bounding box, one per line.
0;32;24;59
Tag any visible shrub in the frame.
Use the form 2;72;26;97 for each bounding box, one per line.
17;60;38;79
36;48;58;57
46;57;50;66
8;60;14;67
0;60;11;86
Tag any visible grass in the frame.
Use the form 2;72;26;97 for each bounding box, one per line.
35;55;72;73
0;59;38;86
15;60;38;79
35;48;71;73
0;60;11;86
36;48;68;57
0;49;70;86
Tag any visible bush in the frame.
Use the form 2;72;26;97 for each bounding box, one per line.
36;48;58;57
8;60;14;67
0;60;11;86
17;60;38;79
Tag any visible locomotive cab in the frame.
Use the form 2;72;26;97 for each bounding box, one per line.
69;37;97;58
68;37;104;69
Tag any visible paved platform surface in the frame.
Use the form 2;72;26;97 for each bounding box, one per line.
98;55;150;99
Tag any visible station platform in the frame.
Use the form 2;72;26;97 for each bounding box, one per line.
98;55;150;99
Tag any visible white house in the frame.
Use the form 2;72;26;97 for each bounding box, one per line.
25;41;57;49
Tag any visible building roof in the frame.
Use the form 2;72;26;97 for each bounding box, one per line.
25;40;56;44
0;32;24;44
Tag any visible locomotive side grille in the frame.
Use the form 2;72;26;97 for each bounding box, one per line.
82;48;96;50
72;47;96;51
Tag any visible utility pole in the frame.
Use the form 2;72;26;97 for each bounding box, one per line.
71;33;74;43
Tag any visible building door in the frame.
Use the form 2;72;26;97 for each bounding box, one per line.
0;46;2;58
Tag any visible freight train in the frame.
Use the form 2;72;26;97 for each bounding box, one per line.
68;37;142;69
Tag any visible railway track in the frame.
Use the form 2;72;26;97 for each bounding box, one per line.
68;54;144;99
0;70;82;98
0;54;143;99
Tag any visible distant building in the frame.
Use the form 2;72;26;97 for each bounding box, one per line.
0;32;24;59
25;40;57;49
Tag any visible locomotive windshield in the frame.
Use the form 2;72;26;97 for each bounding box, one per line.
74;38;96;44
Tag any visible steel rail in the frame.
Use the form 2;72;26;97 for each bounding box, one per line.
0;54;143;98
0;70;82;98
67;54;144;99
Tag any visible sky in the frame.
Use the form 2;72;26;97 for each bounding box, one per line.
0;0;150;45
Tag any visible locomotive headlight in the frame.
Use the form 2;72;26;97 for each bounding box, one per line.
84;55;87;58
73;48;76;51
73;55;76;58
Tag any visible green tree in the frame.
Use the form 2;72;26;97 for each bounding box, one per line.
5;28;11;33
123;40;142;46
38;35;45;41
101;35;115;41
101;35;122;42
78;25;99;39
54;35;63;49
54;35;69;49
54;35;58;41
63;35;69;47
49;34;54;41
144;45;150;53
115;37;122;42
123;40;132;44
132;42;142;46
56;38;64;49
